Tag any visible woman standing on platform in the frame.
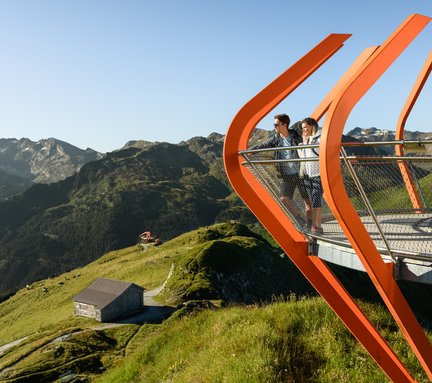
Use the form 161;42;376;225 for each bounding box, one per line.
300;117;324;235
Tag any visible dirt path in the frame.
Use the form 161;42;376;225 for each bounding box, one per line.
104;263;176;326
0;337;29;356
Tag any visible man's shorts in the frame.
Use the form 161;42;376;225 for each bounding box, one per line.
303;175;323;208
280;173;309;200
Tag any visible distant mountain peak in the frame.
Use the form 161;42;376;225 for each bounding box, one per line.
121;140;156;150
0;138;103;197
346;127;395;142
345;127;432;143
207;132;224;142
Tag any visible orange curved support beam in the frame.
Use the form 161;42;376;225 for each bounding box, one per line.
224;34;416;382
395;50;432;210
321;13;432;379
312;46;379;121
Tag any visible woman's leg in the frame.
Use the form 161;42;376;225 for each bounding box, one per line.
310;176;323;231
312;207;322;229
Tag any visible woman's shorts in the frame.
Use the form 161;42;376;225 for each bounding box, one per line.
303;175;323;208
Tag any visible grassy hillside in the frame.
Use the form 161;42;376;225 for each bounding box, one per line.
344;163;432;212
0;222;304;381
97;300;431;383
369;171;432;211
1;222;431;382
0;222;309;342
0;140;243;299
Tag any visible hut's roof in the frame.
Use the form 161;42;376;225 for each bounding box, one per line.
73;277;144;309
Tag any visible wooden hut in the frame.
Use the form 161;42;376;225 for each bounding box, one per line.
73;277;144;322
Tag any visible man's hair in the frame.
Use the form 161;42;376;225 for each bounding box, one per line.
274;114;290;126
302;117;318;134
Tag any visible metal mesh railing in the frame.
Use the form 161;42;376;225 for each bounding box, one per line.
241;139;432;261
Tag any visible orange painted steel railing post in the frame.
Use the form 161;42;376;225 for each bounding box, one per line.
224;34;416;382
395;50;432;210
321;14;432;380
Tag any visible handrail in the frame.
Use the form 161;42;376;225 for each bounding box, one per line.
241;155;432;164
244;138;432;152
342;139;432;147
241;139;432;156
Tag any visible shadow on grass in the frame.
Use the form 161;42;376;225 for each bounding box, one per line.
108;305;177;326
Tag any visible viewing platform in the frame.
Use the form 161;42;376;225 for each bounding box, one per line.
241;139;432;284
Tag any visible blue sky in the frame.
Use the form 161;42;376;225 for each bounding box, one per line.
0;1;431;152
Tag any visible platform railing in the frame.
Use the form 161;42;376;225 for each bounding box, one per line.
240;139;432;261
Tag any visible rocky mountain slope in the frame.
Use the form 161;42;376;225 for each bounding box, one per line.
0;139;256;298
0;138;103;200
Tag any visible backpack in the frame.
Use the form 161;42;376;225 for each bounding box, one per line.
289;128;300;146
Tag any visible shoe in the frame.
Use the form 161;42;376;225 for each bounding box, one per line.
294;216;306;227
311;226;324;235
302;220;312;232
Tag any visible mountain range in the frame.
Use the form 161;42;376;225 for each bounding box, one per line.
0;127;429;298
2;127;426;201
0;134;258;299
346;127;432;142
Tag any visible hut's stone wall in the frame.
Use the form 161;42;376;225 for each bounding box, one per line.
74;302;102;321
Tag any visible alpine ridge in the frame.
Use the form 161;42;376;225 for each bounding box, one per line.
0;135;255;299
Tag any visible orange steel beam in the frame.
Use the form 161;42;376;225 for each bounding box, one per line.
395;50;432;210
224;34;416;382
311;46;379;121
321;13;432;379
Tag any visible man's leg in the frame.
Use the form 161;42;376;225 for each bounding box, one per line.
280;174;303;224
280;196;300;217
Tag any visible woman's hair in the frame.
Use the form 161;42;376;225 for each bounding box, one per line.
302;117;318;135
274;114;290;126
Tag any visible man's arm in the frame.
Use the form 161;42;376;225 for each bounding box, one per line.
249;133;278;150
